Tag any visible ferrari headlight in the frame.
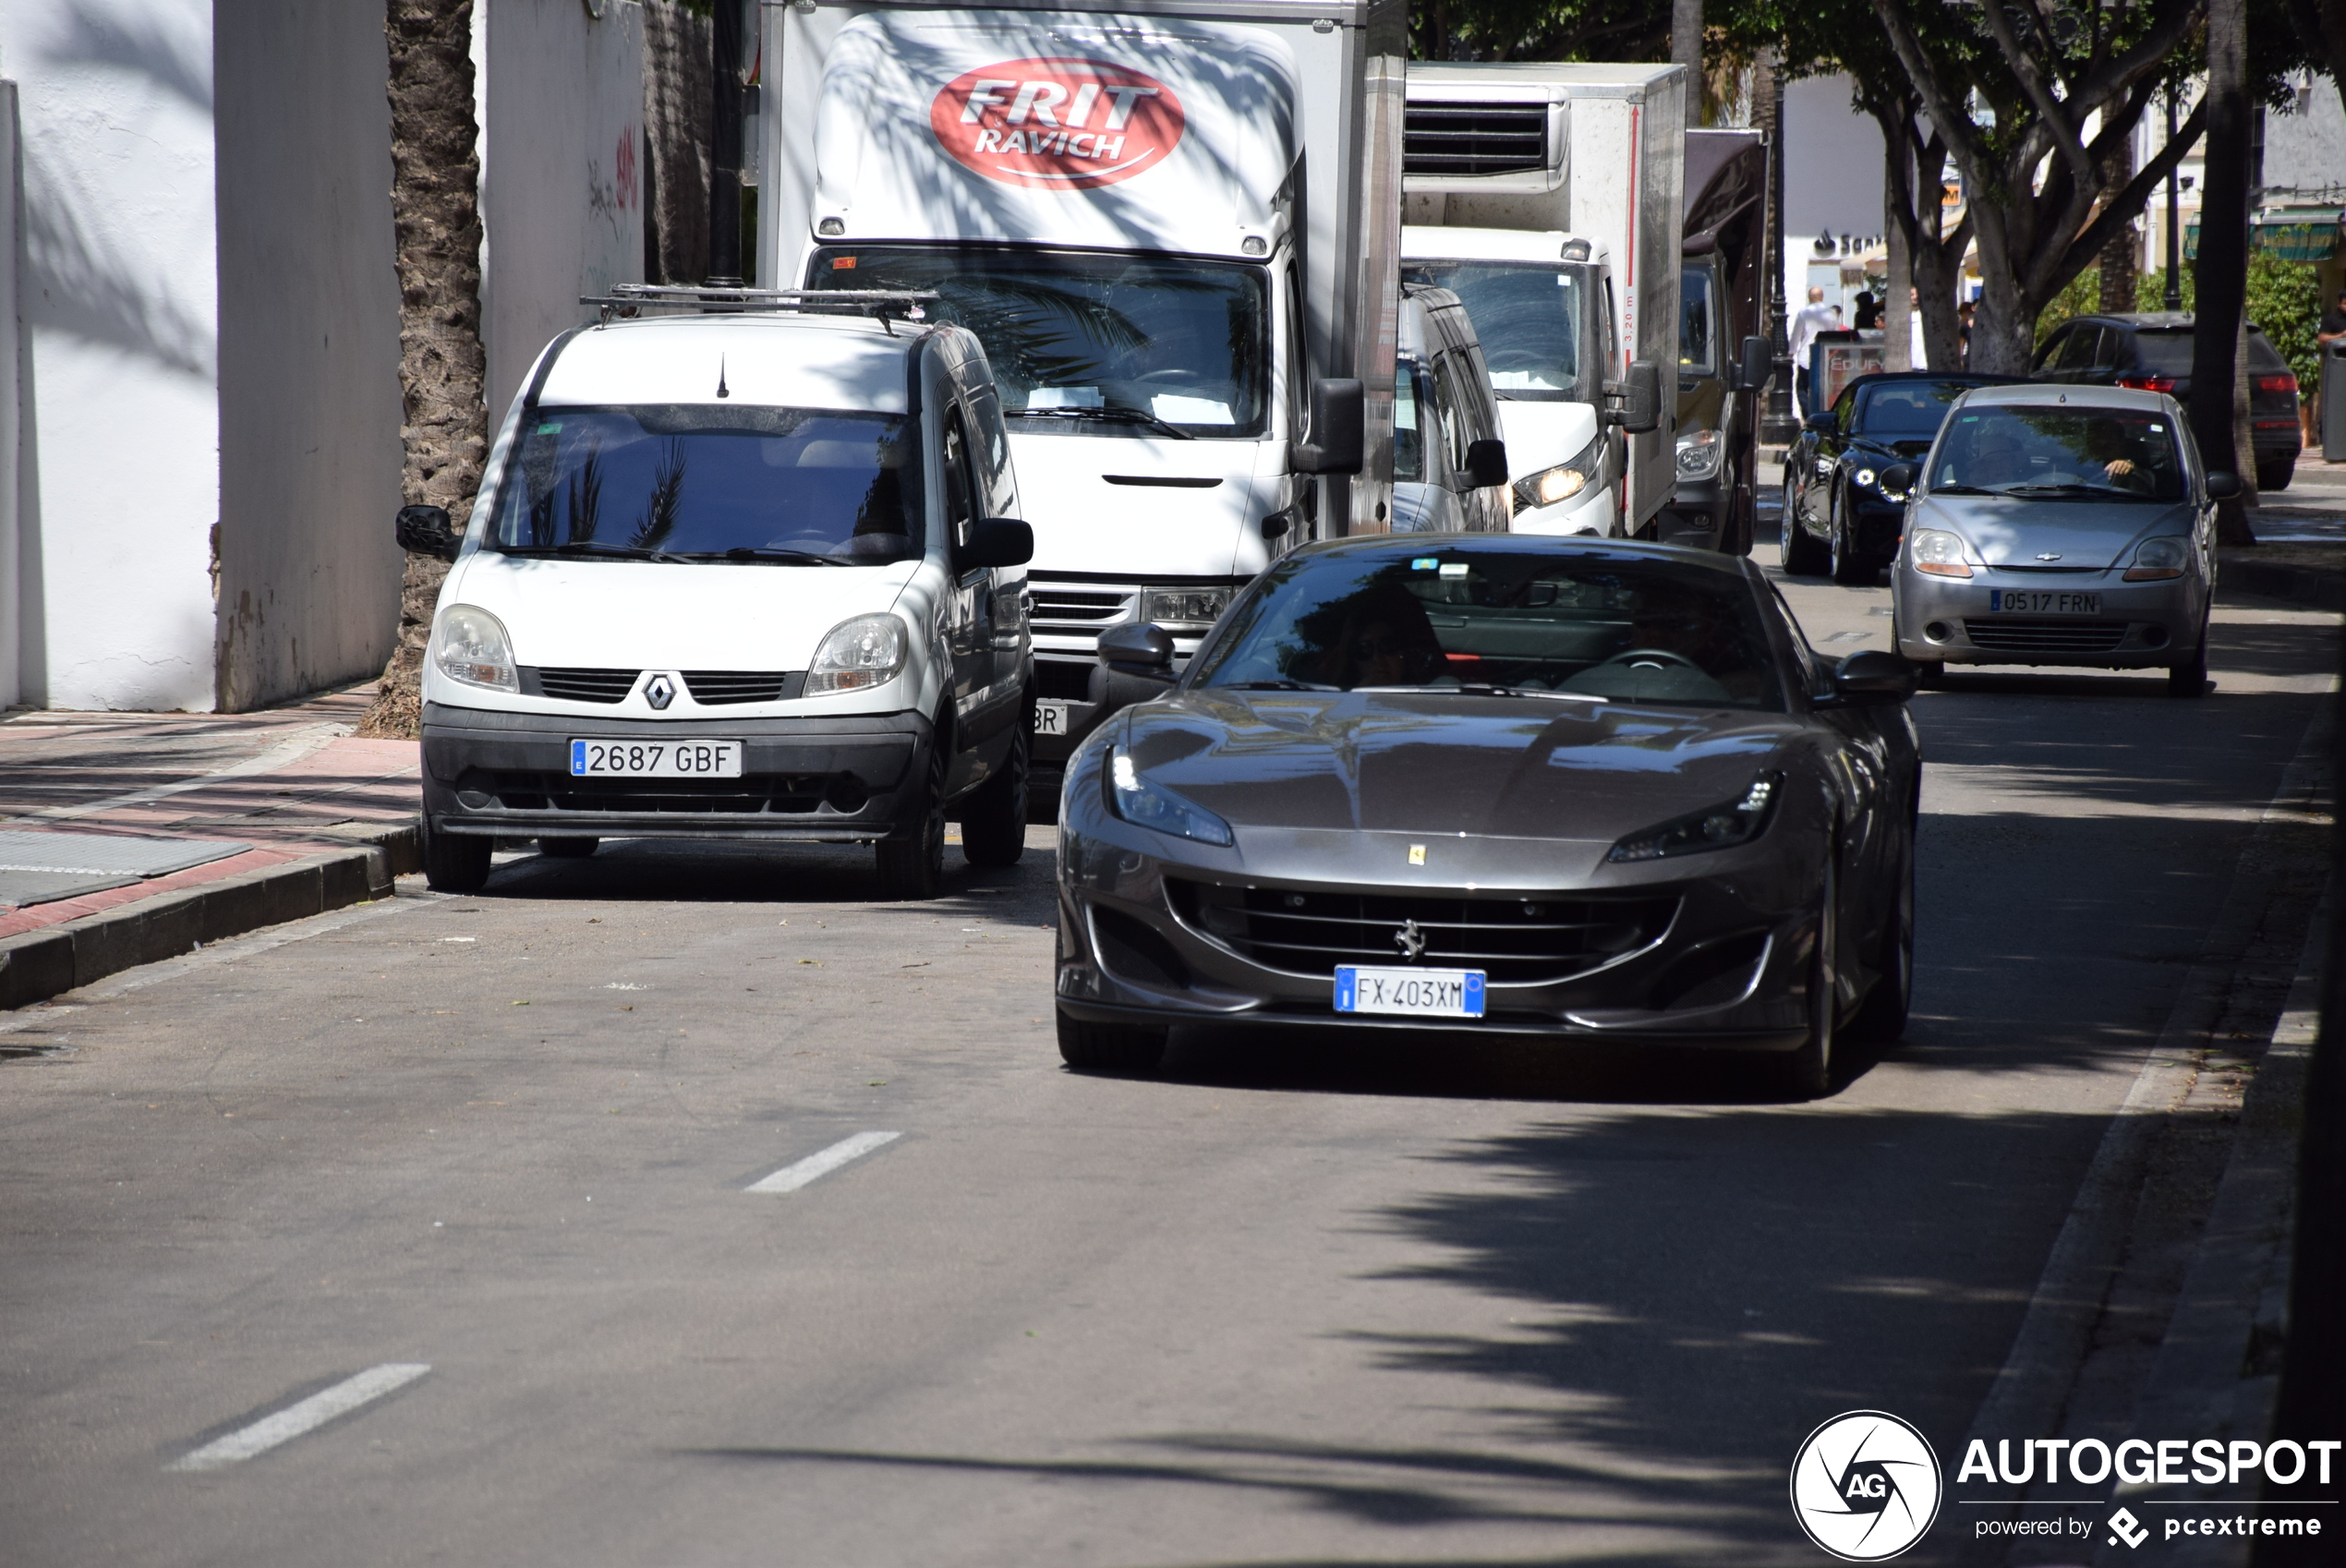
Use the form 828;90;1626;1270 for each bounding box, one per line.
1909;528;1973;579
1108;743;1233;847
432;605;518;693
2123;535;2190;581
1514;433;1604;512
1139;587;1230;630
1606;773;1780;863
1853;466;1878;489
1675;427;1722;479
806;613;907;695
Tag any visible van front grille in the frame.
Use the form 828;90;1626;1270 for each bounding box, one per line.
529;668;639;704
1405;103;1549;178
683;670;801;705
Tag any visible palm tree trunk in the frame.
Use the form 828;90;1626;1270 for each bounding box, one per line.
358;0;487;740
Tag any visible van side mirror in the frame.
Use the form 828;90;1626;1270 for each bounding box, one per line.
1830;649;1919;705
1463;439;1509;488
959;517;1034;569
1734;335;1772;393
1294;378;1365;475
2206;472;2241;501
395;504;459;561
1603;360;1661;434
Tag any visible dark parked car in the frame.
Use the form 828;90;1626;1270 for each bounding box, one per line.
1783;372;2020;584
1054;535;1923;1098
2029;312;2301;490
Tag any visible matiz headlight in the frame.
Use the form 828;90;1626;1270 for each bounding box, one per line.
1908;528;1973;579
433;605;518;693
1607;773;1780;863
806;613;907;695
2123;536;2190;582
1108;742;1233;847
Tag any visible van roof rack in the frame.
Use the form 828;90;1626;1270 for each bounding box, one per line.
578;284;940;329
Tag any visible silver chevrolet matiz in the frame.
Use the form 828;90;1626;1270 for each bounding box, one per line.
1887;384;2238;697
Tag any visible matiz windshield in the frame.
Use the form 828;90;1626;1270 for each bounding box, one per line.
1930;406;2184;501
808;246;1269;438
489;405;925;563
1191;549;1786;709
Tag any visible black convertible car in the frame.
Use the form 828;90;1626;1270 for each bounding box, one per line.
1784;371;2018;583
1054;535;1922;1096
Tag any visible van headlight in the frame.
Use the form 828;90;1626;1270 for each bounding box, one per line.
806;613;907;695
1607;774;1780;862
1909;528;1974;579
1140;586;1230;630
1514;432;1605;512
432;605;518;693
1109;743;1233;846
1675;427;1722;479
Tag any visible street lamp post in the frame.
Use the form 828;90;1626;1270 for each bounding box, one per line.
2163;82;2183;311
1759;52;1796;445
707;0;746;287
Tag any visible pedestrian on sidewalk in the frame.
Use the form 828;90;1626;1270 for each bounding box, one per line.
1907;286;1927;370
2312;288;2346;449
1790;286;1837;417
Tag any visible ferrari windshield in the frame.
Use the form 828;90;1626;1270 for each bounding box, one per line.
1929;405;2184;501
807;246;1269;437
1854;379;1978;439
1400;260;1594;402
489;405;924;561
1192;547;1784;709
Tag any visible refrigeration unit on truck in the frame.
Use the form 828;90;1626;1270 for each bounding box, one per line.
761;0;1407;762
1398;62;1680;538
1665;128;1775;555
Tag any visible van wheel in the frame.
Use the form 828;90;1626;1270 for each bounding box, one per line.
1056;1008;1167;1074
875;741;947;899
959;719;1029;868
538;836;599;859
420;815;492;893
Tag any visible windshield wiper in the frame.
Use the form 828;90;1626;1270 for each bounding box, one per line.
1926;483;2000;496
1218;679;1337;692
494;543;690;562
2001;483;2130;498
1017;405;1195;440
1354;682;1607;702
699;548;852;565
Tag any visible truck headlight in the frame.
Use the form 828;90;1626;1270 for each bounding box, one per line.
1139;587;1229;630
806;613;907;695
1108;744;1233;846
1606;774;1779;862
1675;428;1722;479
1909;528;1974;579
1513;433;1604;512
432;605;518;693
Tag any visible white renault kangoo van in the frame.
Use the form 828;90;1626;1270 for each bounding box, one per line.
395;295;1034;899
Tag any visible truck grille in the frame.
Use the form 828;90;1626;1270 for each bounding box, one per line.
1167;881;1675;984
529;667;639;704
683;669;800;706
1404;103;1549;178
1963;619;2133;653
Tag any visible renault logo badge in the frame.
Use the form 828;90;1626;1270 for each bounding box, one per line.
644;673;677;710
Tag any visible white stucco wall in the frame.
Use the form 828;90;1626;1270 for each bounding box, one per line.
3;0;221;710
2266;76;2346;195
212;1;403;712
1;81;21;710
479;0;644;419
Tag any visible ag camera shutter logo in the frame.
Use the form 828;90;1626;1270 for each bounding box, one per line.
930;58;1183;188
1790;1411;1943;1561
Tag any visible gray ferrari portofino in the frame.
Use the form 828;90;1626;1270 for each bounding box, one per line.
1054;535;1922;1095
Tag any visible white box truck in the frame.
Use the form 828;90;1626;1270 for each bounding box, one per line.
760;0;1406;762
1398;63;1681;538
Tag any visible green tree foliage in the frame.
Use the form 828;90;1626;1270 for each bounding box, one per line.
1410;0;1669;62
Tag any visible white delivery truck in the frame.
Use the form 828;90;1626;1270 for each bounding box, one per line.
760;0;1407;763
1397;63;1681;538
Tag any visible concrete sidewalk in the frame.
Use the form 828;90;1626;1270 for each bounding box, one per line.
0;684;421;1010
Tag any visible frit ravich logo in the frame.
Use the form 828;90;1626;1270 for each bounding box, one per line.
1790;1411;1943;1561
931;58;1183;188
2108;1507;2149;1549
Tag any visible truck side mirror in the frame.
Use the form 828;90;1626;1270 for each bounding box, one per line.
395;504;459;561
959;517;1034;569
1735;335;1773;393
1294;378;1365;475
1603;361;1661;435
1463;439;1509;489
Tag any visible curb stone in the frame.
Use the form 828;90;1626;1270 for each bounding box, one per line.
2220;556;2346;613
0;820;419;1012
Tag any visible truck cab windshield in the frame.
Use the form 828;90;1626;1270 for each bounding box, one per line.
809;246;1269;438
1399;260;1595;403
489;405;925;562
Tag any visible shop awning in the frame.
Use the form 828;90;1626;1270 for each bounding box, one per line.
2185;206;2345;262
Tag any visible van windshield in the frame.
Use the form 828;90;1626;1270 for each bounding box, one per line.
807;246;1269;437
488;405;924;563
1399;259;1593;402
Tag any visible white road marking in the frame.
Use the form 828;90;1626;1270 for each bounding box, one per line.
166;1363;429;1472
745;1131;901;1194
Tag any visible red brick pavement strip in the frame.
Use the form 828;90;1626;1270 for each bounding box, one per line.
0;845;309;941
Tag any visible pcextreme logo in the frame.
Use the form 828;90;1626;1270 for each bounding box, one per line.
1791;1411;1945;1562
930;57;1184;188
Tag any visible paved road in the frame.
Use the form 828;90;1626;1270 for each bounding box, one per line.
1;540;2334;1566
